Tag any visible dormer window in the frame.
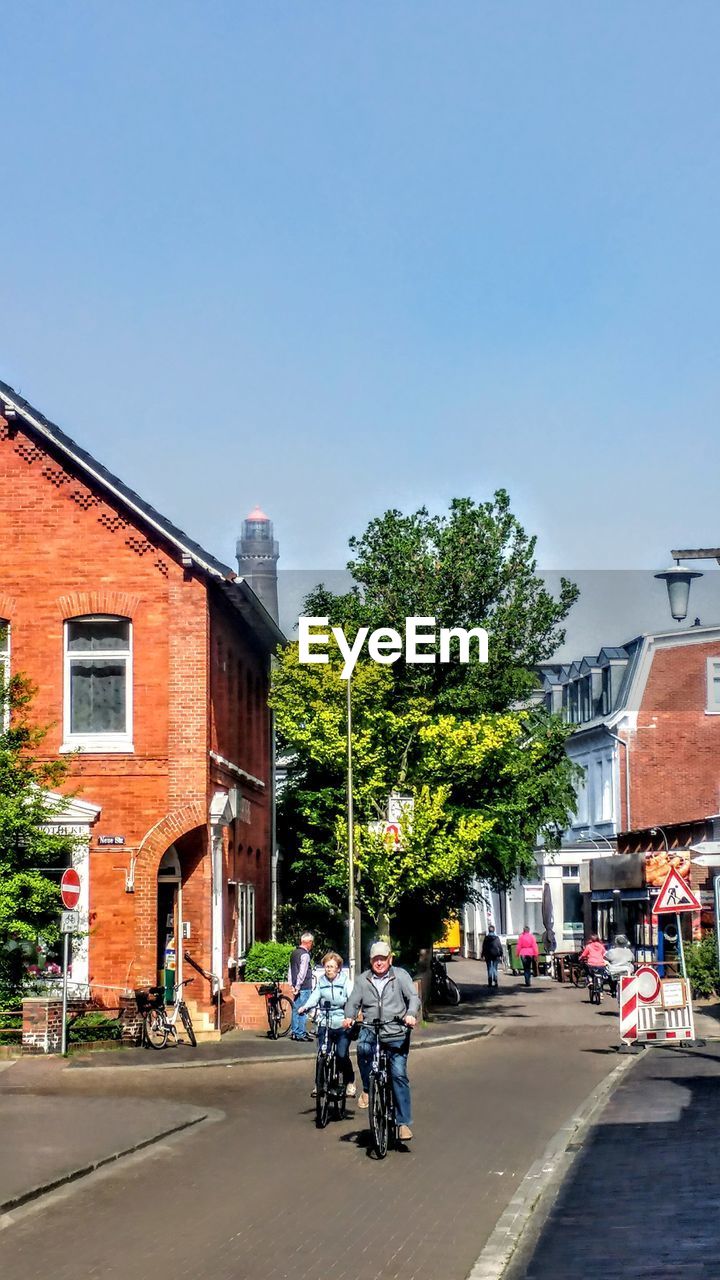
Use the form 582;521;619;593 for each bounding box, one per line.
62;616;133;753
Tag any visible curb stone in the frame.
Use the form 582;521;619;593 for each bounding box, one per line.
464;1051;640;1280
0;1108;220;1220
64;1023;493;1071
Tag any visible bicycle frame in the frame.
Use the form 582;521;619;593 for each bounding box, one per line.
367;1018;404;1157
163;979;194;1041
314;1004;346;1126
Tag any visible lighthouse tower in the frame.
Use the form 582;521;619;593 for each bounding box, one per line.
236;507;280;622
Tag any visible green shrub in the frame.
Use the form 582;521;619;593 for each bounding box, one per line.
0;1012;21;1044
243;942;294;984
686;934;720;999
68;1012;123;1043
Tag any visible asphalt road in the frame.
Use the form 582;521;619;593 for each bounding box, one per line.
1;965;622;1280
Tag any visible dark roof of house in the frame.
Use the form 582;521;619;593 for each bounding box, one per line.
0;378;285;649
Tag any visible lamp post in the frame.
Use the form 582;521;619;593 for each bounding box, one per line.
346;677;357;982
657;552;720;980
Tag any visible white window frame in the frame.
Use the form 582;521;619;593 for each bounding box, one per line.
706;658;720;714
236;882;256;959
61;615;134;753
574;762;589;826
0;619;9;730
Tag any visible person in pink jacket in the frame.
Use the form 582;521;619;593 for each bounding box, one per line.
516;926;539;987
579;935;607;972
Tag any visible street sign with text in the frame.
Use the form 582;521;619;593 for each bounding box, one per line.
60;910;79;933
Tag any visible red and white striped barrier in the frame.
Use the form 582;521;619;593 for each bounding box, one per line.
619;968;695;1045
619;975;638;1042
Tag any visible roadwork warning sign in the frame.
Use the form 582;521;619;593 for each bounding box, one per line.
652;867;701;915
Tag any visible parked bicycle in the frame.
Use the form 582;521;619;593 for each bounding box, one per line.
257;969;293;1039
367;1018;411;1159
136;978;197;1049
430;955;461;1006
313;1000;347;1128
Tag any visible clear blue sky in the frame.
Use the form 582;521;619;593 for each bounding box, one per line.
2;3;719;573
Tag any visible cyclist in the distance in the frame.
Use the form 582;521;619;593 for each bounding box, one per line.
298;950;356;1098
343;940;420;1141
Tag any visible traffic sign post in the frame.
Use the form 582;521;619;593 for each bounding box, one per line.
59;869;81;1055
60;928;70;1055
652;866;700;994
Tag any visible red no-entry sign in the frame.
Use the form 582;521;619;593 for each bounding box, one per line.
60;868;81;910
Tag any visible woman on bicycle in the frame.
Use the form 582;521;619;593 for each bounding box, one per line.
579;934;607;971
298;951;357;1098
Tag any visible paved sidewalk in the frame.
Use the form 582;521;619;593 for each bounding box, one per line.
505;1040;720;1280
0;1093;211;1213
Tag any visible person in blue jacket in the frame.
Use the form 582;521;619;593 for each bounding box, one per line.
298;951;357;1097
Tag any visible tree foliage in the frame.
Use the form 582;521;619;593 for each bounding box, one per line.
0;672;78;999
272;493;579;954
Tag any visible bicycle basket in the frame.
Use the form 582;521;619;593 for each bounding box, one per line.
258;983;276;996
134;986;166;1014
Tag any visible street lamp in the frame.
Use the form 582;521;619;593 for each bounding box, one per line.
654;565;703;623
346;677;357;982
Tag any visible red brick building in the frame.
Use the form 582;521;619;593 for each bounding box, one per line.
536;627;720;948
0;379;283;1030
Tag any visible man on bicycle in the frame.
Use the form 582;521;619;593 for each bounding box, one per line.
343;940;420;1141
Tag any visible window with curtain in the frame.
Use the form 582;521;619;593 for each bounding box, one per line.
63;616;133;751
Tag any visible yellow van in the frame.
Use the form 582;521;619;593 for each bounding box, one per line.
435;917;461;961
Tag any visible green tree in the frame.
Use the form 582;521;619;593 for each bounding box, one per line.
272;493;579;955
0;671;78;1001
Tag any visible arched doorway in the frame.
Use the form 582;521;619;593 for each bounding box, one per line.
157;846;183;1000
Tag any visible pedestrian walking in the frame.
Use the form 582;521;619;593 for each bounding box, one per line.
516;925;539;987
288;931;314;1041
481;925;503;988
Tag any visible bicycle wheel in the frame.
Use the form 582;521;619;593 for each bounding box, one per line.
369;1075;390;1158
275;995;293;1038
329;1058;346;1120
145;1009;169;1049
445;977;461;1006
179;1003;197;1047
315;1057;330;1129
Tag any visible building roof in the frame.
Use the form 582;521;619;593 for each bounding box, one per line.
0;378;285;649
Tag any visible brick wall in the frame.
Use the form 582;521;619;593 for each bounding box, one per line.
22;997;64;1053
1;414;274;1019
631;639;720;829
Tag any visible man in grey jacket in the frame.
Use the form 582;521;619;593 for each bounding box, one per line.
343;940;421;1141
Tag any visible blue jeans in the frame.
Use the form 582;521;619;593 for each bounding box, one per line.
521;956;533;986
357;1027;412;1127
317;1025;355;1083
486;960;498;985
292;990;311;1037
